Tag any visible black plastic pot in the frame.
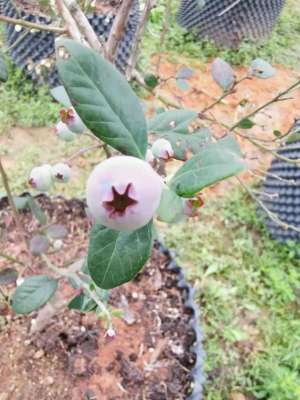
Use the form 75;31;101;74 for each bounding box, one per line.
0;193;205;398
177;0;285;48
261;120;300;243
0;0;140;86
158;243;205;399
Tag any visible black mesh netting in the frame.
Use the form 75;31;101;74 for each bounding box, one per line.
261;120;300;243
177;0;286;47
0;0;140;87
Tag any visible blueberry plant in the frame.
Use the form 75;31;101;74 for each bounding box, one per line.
1;34;299;334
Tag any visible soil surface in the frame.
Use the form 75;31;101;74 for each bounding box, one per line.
0;196;197;400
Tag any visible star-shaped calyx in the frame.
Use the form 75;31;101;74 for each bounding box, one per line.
103;183;138;218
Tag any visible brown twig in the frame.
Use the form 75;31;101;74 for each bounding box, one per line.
106;0;135;62
0;158;28;248
230;79;300;131
126;0;156;79
0;15;66;33
155;0;171;76
63;0;104;53
0;252;25;266
55;0;84;43
199;75;251;115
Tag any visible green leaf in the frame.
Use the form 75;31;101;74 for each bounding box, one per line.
148;109;211;160
211;58;235;91
68;292;96;312
176;66;194;80
0;52;8;83
13;196;29;210
29;235;50;256
157;188;184;223
50;85;72;107
144;74;159;89
27;196;47;225
176;79;189;91
12;275;58;314
170;135;246;197
0;268;18;286
56;39;147;158
88;222;153;289
250;59;276;79
237;118;255;129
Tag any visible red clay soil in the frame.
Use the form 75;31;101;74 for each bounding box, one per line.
0;197;196;400
149;57;300;195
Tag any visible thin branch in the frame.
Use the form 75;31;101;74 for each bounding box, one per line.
65;144;102;163
155;0;171;75
236;177;300;234
126;0;156;79
63;0;104;53
55;0;84;43
0;15;66;33
106;0;135;62
230;79;300;131
199;75;251;115
0;158;28;248
0;252;25;266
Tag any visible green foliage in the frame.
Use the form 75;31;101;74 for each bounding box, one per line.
170;135;246;197
87;222;153;289
56;39;147;158
0;61;59;133
12;275;58;314
148;109;212;160
163;189;300;399
142;0;300;68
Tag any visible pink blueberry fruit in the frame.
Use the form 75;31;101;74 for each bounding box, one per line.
86;156;163;231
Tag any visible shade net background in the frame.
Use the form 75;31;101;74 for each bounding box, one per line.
177;0;286;47
0;0;140;87
261;120;300;243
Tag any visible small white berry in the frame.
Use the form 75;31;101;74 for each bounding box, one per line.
151;138;174;160
52;163;71;183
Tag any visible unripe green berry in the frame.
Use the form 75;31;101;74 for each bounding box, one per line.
28;164;53;192
55;121;76;142
60;108;86;134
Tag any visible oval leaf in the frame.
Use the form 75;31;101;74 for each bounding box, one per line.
211;58;235;91
0;268;18;286
144;74;159;89
12;275;58;314
237;118;255;129
250;59;276;79
170;135;246;197
176;78;189;91
157;188;184;223
30;235;50;256
176;66;194;80
50;85;72;107
56;39;147;158
88;222;153;289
